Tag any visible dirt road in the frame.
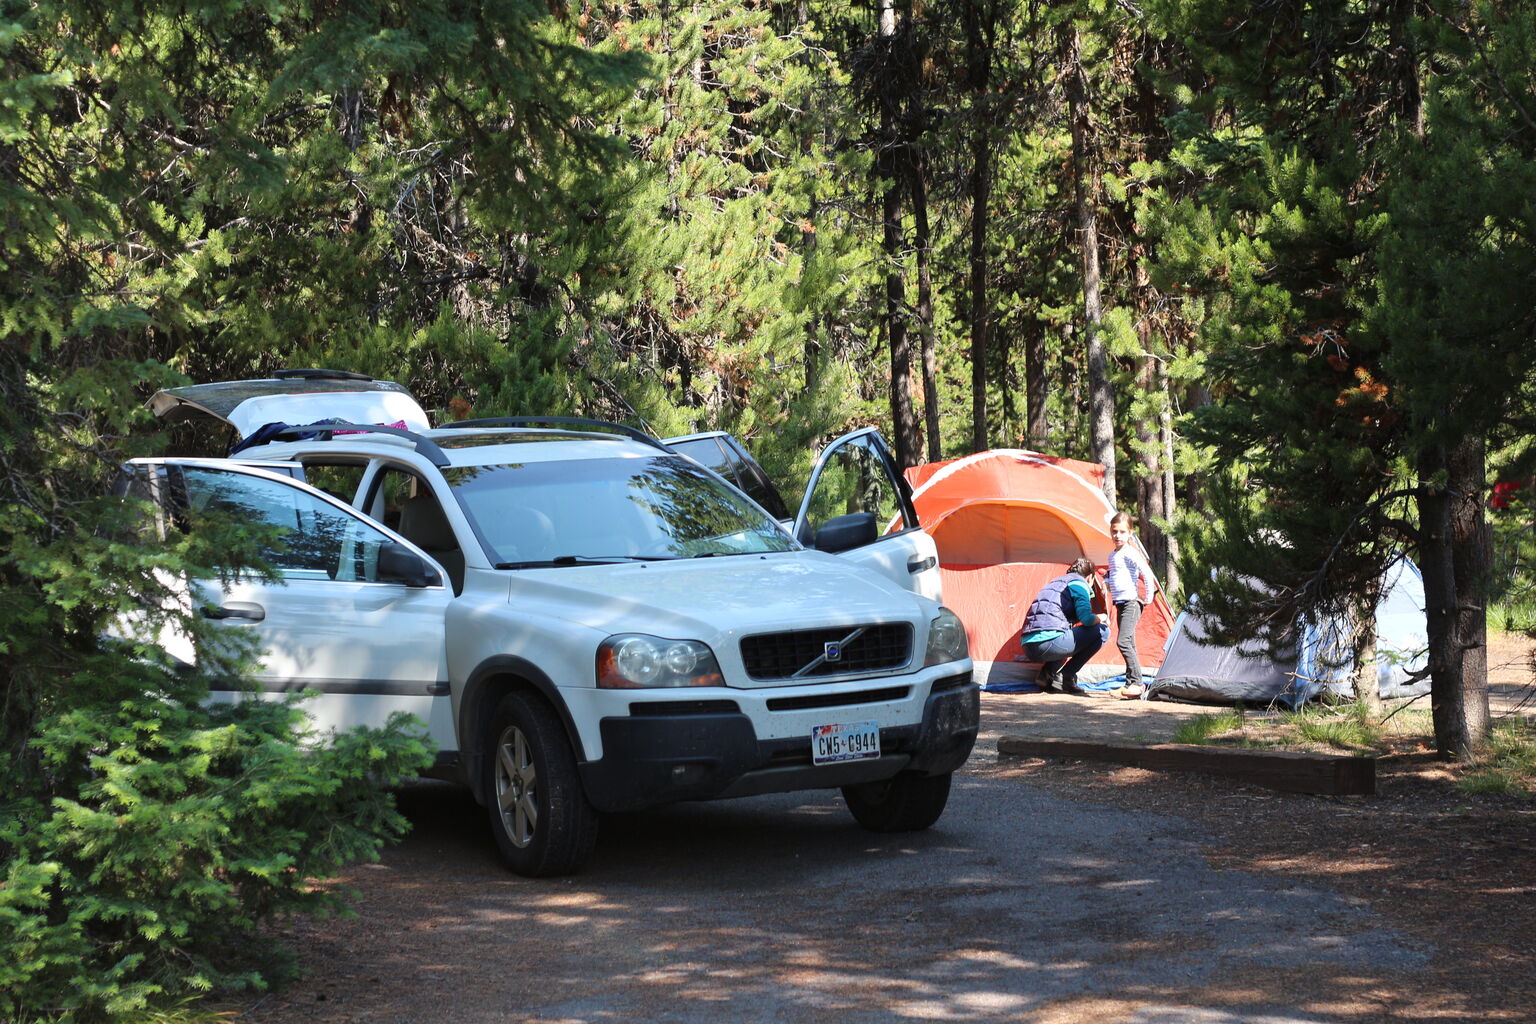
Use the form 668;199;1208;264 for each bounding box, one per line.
234;687;1523;1023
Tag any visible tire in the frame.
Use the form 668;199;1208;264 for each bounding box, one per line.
485;691;599;877
842;771;953;832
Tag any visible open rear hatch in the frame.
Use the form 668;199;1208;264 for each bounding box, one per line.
147;369;431;439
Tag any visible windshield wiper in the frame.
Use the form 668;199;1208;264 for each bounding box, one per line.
494;554;678;569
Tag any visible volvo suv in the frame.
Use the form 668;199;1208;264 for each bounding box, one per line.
127;371;977;875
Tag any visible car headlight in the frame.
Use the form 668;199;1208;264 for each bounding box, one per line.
597;634;724;689
924;607;970;666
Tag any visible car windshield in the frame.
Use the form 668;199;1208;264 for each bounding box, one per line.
443;455;796;566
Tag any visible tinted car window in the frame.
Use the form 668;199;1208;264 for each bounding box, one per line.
667;436;733;475
717;436;790;519
177;466;397;582
801;436;903;539
668;434;790;520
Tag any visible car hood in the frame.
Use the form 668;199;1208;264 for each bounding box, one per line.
500;552;932;686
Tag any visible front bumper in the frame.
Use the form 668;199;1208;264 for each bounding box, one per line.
578;671;978;813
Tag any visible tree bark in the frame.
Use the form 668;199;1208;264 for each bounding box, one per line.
912;154;941;463
1025;318;1048;448
1417;434;1492;758
1132;250;1166;568
965;0;993;454
1159;379;1180;594
1351;596;1383;713
1064;25;1116;503
878;0;919;469
883;181;919;469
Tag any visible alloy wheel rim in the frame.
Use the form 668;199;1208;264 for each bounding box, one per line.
494;725;538;848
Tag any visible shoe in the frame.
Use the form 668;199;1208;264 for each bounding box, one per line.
1035;668;1059;693
1060;677;1083;695
1118;683;1145;700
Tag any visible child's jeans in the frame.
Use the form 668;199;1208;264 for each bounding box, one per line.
1114;600;1142;686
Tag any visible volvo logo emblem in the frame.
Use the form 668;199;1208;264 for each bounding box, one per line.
823;641;843;662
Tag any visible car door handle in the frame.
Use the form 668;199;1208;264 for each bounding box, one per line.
907;556;936;574
203;601;266;622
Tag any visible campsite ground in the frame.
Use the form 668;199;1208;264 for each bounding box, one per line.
234;637;1536;1023
983;630;1536;1021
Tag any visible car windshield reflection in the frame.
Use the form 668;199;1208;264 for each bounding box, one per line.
443;455;796;566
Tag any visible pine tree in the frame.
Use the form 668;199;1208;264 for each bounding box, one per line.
1143;0;1536;755
1369;0;1536;755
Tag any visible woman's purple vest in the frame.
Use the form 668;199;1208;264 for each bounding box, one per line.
1023;573;1084;636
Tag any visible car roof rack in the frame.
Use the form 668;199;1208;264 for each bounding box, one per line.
269;422;450;466
443;417;669;451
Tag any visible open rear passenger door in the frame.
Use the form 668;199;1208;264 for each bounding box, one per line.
119;459;458;755
793;428;942;601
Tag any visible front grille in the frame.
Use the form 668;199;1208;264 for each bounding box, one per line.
740;624;913;680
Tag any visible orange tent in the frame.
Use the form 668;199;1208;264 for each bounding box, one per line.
904;450;1175;674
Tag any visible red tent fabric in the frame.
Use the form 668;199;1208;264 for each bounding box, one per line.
905;450;1175;672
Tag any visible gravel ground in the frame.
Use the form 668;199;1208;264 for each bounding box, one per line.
230;637;1535;1023
229;656;1536;1024
237;772;1437;1024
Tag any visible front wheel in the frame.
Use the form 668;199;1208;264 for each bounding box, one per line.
485;691;599;876
842;771;953;832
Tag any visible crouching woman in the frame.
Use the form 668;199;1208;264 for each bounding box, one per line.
1021;556;1106;695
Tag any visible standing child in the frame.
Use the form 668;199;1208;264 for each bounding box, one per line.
1106;512;1152;699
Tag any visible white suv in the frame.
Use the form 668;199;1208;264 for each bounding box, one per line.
129;372;977;876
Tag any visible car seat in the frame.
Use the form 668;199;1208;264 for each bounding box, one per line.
398;495;464;593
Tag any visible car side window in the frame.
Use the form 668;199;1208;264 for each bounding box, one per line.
669;436;733;477
367;465;466;593
301;460;369;505
719;436;791;520
367;465;429;533
177;466;397;583
801;436;903;543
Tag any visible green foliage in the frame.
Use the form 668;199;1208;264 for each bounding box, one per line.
1280;701;1382;753
1370;3;1536;460
1459;721;1536;797
0;351;435;1021
2;696;430;1021
1171;710;1245;745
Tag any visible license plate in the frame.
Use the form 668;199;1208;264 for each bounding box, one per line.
811;720;881;765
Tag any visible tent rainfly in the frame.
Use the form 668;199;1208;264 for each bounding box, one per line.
1152;558;1431;706
903;450;1176;681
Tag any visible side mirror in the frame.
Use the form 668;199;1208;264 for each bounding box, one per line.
378;541;441;588
813;512;878;554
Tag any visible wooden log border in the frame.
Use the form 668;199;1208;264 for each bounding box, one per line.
997;736;1376;796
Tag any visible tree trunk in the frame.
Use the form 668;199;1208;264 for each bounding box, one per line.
1133;255;1165;565
912;155;941;463
1351;595;1383;714
1389;0;1424;138
1448;434;1492;742
878;0;918;469
1064;25;1116;503
1417;435;1492;758
883;181;919;469
1159;381;1180;594
1025;319;1048;448
965;0;993;454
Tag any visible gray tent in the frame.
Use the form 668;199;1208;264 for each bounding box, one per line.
1149;559;1430;707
